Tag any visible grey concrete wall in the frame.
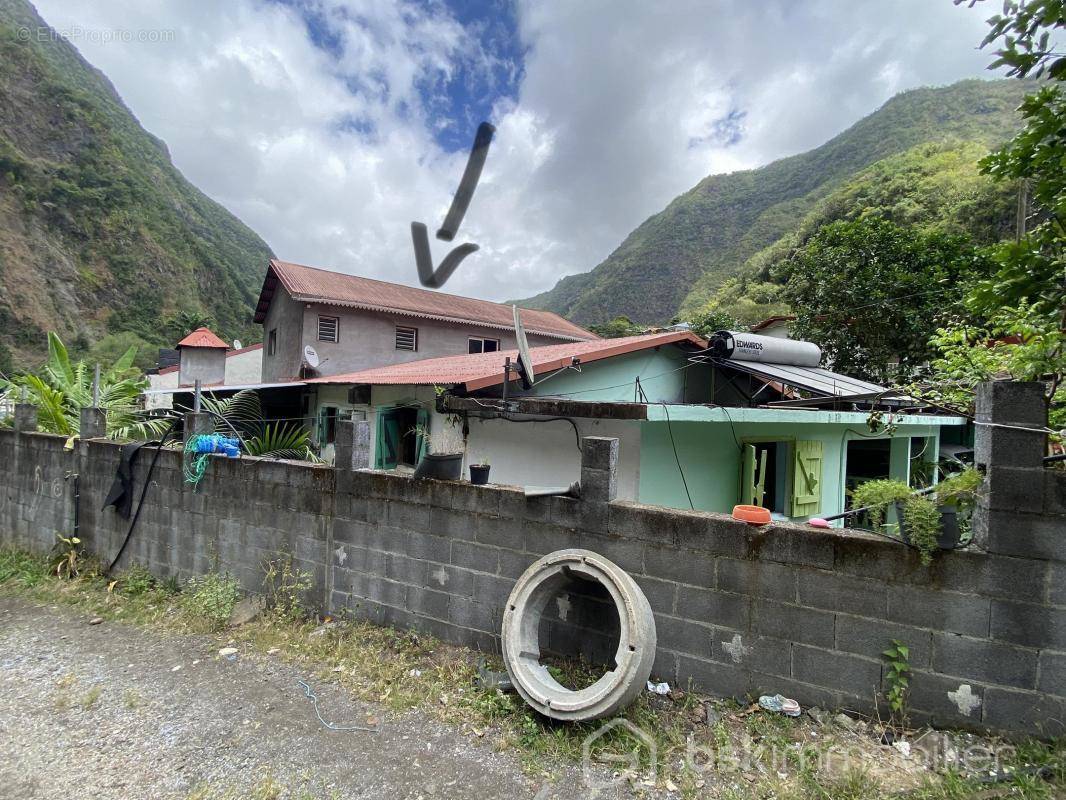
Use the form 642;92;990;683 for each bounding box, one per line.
2;381;1064;738
262;284;577;382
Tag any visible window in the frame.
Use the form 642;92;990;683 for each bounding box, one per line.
468;336;500;354
395;325;418;351
267;328;277;356
318;315;339;343
318;406;339;445
741;439;823;518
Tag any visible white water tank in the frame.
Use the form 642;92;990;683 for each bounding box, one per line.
711;330;821;367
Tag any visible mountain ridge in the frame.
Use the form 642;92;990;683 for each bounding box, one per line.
517;78;1032;325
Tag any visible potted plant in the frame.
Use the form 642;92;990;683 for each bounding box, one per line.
469;458;491;485
850;468;983;566
410;416;465;481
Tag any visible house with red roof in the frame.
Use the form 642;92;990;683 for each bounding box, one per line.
253;259;596;384
305;329;967;520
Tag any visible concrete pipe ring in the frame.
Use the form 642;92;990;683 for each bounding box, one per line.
501;549;657;721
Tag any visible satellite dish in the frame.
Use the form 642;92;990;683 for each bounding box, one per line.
303;345;321;368
511;305;534;390
233;339;243;350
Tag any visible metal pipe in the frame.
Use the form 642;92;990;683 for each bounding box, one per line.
193;379;202;412
523;481;581;498
502;357;511;402
92;363;100;407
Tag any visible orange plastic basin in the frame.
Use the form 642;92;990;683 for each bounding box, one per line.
732;505;772;525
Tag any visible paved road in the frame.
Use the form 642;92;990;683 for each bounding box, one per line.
0;596;623;800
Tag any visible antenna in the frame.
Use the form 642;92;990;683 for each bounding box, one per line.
511;305;534;390
233;339;243;350
303;345;321;369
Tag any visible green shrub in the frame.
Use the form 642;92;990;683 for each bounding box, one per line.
179;572;240;629
119;564;156;597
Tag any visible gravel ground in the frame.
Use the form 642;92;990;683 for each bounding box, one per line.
0;596;627;800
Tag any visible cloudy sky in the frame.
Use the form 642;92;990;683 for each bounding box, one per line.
34;0;1000;302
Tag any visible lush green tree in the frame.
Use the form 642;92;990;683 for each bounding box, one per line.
776;218;993;383
688;309;741;338
164;310;216;344
587;316;645;339
88;331;157;372
0;332;167;439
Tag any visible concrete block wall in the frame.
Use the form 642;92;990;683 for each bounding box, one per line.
1;384;1064;739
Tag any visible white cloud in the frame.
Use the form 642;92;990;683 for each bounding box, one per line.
33;0;999;304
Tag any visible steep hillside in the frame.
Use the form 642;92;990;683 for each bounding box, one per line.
0;0;273;370
518;79;1031;326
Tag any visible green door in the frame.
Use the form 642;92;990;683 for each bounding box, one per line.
791;440;824;517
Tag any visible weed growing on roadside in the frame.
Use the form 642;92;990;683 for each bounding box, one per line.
883;639;912;729
261;556;312;623
80;685;102;710
179;573;240;630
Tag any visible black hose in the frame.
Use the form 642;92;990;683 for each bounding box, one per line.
106;418;180;573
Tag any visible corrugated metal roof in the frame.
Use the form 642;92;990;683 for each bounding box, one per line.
176;327;228;349
253;259;597;342
719;359;890;397
306;331;708;391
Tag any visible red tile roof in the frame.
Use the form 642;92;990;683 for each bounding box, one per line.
176;327;228;349
253;259;596;342
158;342;262;375
306;331;708;392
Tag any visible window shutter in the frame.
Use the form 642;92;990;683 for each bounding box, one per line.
396;326;418;351
318;316;338;342
791;440;823;517
741;444;756;506
416;409;430;461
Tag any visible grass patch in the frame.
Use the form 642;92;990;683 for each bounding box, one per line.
80;685;102;710
2;545;1065;798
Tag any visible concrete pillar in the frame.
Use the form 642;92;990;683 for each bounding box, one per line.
79;407;107;439
183;412;213;446
335;419;371;470
972;381;1048;548
13;403;37;433
580;436;619;503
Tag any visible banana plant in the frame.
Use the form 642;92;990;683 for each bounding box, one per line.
192;390;319;461
0;332;168;440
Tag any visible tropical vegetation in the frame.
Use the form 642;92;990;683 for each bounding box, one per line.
192;390;318;460
0;332;166;440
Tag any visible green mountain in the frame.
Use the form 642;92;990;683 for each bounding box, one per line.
0;0;273;370
517;78;1032;326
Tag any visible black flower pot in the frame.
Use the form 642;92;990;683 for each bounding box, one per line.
469;464;491;485
894;502;964;550
413;453;463;481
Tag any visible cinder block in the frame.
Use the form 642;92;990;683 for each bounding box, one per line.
653;614;714;658
711;629;791;679
933;633;1038;689
580;466;616;503
975;423;1045;470
644;545;715;587
757;526;834;569
677;586;749;630
1038;651;1066;697
792;645;882;698
497;549;535;579
886;586;990;637
1045;472;1066;515
366;576;407;608
651;649;678;686
451;540;500;573
796;570;888;618
983;687;1066;737
751;599;835;649
473;572;515;609
408;585;451;621
385;553;428;587
975;381;1047;424
632;574;677;616
1052;563;1066;606
429;506;478;541
581;436;619;472
835;615;934;670
991;599;1066;650
388;499;431;531
575;532;644;574
449;596;498;632
934;552;1048;602
676;654;749;700
521;520;580;556
475;513;523;551
981;466;1046;512
551;496;609;535
405;530;451;563
903;671;988;725
424;563;475;597
607;503;679;547
716;558;797;603
979;510;1066;561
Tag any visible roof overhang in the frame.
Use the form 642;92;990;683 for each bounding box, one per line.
142;381;306;396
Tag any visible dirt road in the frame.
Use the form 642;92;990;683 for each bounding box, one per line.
0;596;620;800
